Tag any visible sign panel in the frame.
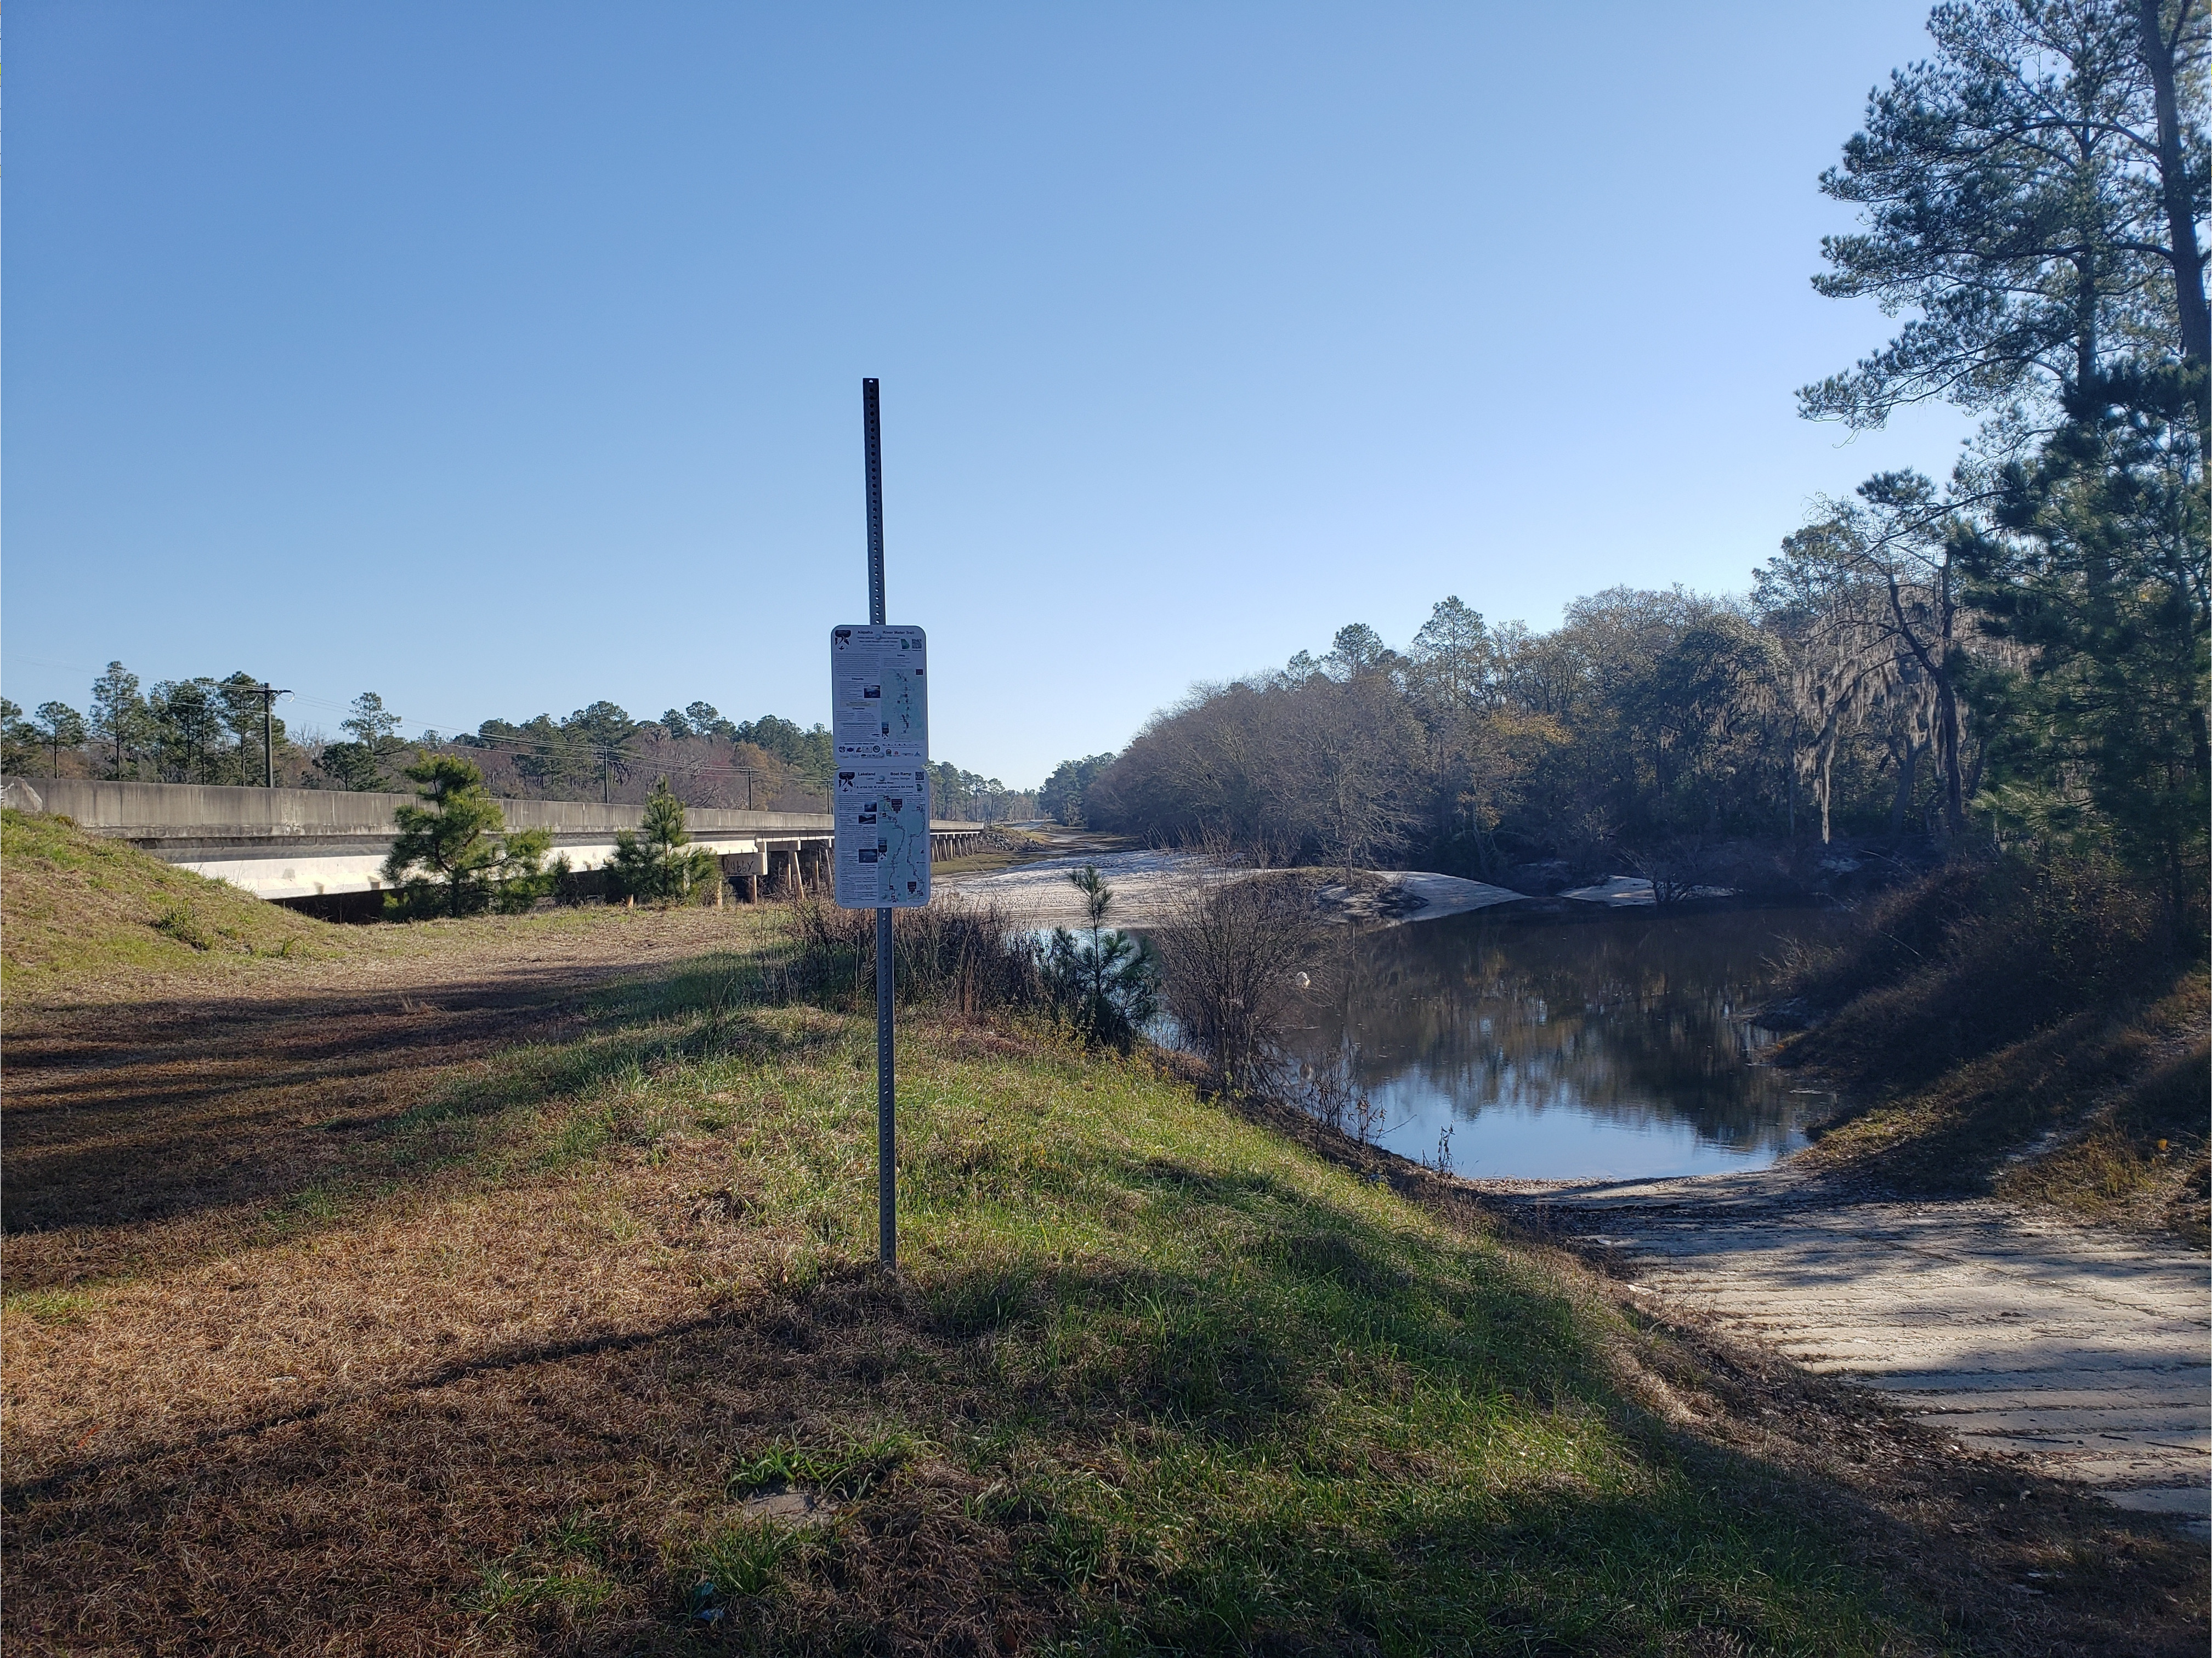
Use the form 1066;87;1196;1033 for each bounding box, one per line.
831;624;928;761
833;767;932;908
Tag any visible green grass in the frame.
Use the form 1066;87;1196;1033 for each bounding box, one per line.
0;847;1992;1650
473;1510;624;1626
880;1077;1891;1651
211;922;1931;1648
1;806;334;987
418;957;1930;1651
729;1430;921;1499
0;1287;104;1326
689;1515;819;1602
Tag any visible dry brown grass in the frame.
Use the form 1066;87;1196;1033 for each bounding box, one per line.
926;825;1055;877
1776;855;2210;1244
1781;856;2173;1092
3;904;1041;1651
8;1237;1041;1651
1995;1030;2212;1246
1799;971;2210;1244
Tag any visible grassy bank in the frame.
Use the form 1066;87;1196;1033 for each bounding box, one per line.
4;819;2203;1652
0;805;336;989
1779;858;2209;1245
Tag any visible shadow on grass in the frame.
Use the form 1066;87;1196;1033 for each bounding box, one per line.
19;1238;2194;1655
0;944;843;1252
7;930;2203;1651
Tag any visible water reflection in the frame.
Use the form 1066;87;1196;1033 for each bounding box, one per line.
1288;907;1841;1181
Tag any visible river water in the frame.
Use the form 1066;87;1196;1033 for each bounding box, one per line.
1281;906;1842;1182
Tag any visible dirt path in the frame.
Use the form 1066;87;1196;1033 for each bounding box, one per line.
1479;1167;2211;1534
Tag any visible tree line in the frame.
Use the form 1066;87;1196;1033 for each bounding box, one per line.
2;676;1037;821
1;667;296;791
1056;0;2208;911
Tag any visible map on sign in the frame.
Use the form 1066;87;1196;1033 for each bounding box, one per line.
833;768;932;909
830;625;927;760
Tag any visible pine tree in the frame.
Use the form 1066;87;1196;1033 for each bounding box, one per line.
31;703;86;778
1961;362;2209;896
0;699;36;776
382;756;552;918
1041;865;1158;1048
609;778;719;905
90;663;146;780
148;680;225;783
319;692;409;791
1803;0;2202;434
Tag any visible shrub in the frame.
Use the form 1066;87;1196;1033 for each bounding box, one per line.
782;896;1042;1015
1150;864;1325;1094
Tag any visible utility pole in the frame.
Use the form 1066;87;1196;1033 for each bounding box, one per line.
865;377;897;1268
249;684;291;786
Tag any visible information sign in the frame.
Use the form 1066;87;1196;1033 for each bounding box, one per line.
831;624;928;760
833;767;932;908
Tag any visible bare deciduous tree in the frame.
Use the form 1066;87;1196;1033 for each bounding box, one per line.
1150;849;1324;1095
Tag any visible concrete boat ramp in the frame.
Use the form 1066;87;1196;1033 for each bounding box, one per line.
1478;1167;2211;1534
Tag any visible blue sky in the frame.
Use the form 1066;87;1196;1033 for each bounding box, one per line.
4;2;1974;787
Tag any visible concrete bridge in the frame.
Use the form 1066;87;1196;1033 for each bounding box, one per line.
1;779;988;905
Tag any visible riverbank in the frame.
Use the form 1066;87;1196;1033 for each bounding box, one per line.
935;840;1533;929
1760;858;2210;1245
7;817;2202;1651
1425;859;2212;1534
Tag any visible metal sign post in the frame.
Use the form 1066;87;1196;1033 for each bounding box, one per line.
845;379;935;1266
868;381;894;1268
